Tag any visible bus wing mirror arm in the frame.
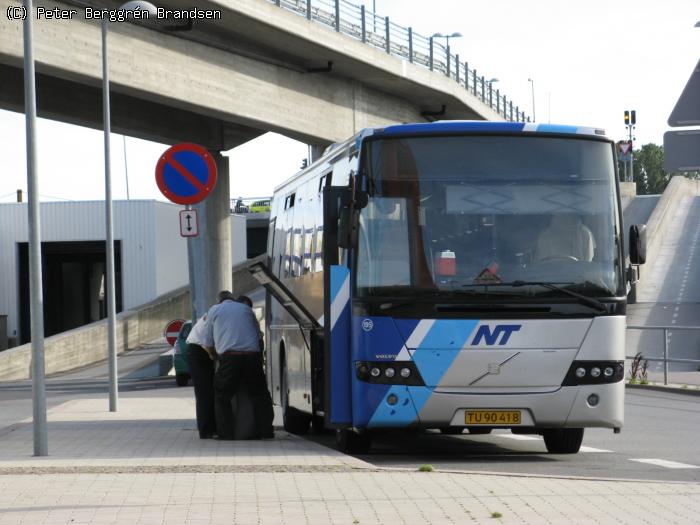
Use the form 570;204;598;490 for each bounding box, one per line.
629;224;646;265
337;191;367;249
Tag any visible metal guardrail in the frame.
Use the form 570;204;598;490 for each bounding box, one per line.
626;325;700;385
231;197;272;214
268;0;529;122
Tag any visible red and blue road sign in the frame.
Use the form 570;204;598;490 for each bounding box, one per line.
155;143;217;205
164;319;185;347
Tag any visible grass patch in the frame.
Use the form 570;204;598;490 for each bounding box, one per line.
418;464;434;472
491;511;503;518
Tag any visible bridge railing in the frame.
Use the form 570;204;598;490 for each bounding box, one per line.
626;325;700;386
269;0;529;122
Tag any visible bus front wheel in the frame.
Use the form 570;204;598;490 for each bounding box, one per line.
336;429;372;454
543;428;584;454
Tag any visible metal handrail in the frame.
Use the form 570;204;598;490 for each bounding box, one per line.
626;325;700;385
269;0;529;122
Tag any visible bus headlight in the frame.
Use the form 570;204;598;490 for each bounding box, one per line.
562;361;624;386
355;361;424;385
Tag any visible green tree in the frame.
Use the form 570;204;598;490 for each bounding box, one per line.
633;143;668;195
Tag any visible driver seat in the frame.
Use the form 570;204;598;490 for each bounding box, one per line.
535;215;595;262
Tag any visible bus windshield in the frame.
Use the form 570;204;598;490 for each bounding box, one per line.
356;135;623;301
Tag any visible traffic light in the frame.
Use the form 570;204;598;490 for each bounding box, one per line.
631;110;636;125
624;110;630;125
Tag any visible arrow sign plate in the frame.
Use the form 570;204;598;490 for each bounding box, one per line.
179;209;199;237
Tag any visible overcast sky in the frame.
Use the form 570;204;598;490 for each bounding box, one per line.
1;0;697;203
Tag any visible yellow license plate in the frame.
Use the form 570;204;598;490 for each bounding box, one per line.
465;410;521;425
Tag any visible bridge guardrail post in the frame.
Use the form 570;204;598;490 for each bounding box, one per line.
480;76;485;102
307;0;311;20
472;69;477;96
408;27;413;63
464;62;469;90
334;0;340;31
429;37;434;71
385;17;390;53
360;5;366;42
455;54;459;82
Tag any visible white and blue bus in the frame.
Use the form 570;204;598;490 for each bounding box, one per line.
250;121;646;454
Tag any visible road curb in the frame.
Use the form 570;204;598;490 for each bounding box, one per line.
625;382;700;397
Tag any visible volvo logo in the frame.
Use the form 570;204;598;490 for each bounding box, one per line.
361;319;374;332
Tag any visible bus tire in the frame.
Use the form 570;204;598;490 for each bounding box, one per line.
543;428;584;454
439;427;463;435
336;429;372;454
175;373;189;387
281;359;311;435
311;415;327;435
467;427;492;435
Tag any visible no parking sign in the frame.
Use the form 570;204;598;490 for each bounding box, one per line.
155;143;217;205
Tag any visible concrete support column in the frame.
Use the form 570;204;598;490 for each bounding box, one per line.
190;152;231;319
309;144;325;163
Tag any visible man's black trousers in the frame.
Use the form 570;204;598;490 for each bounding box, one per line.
186;343;216;438
214;352;274;439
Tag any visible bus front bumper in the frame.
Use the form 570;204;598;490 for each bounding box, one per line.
415;383;624;429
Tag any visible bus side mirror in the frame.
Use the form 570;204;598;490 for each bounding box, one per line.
629;224;646;265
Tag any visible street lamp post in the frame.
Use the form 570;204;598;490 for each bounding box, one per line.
432;32;462;77
102;0;158;412
528;77;536;122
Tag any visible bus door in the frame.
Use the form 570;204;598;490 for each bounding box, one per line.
322;185;355;428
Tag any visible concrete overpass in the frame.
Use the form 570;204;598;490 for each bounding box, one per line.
0;0;522;151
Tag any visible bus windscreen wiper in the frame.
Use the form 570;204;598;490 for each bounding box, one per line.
509;281;607;312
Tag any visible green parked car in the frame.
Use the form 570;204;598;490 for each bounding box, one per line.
172;320;192;387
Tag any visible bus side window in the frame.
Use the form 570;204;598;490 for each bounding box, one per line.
318;172;332;193
314;225;324;273
284;229;292;278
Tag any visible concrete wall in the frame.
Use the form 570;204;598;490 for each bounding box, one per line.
231;214;247;267
0;287;190;382
620;182;637;210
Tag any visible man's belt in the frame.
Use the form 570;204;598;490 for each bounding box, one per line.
221;349;256;356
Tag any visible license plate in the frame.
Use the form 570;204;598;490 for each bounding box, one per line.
465;410;521;425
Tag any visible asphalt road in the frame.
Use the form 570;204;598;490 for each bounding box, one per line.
628;195;700;385
306;388;700;483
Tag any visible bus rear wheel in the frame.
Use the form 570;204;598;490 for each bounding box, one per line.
336;429;372;454
281;360;311;435
543;428;584;454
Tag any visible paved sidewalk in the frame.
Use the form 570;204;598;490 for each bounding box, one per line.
1;389;699;524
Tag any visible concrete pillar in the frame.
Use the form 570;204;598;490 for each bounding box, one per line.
190;152;232;319
309;144;325;163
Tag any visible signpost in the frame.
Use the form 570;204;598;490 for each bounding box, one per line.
164;319;185;347
155;143;217;205
179;209;199;237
